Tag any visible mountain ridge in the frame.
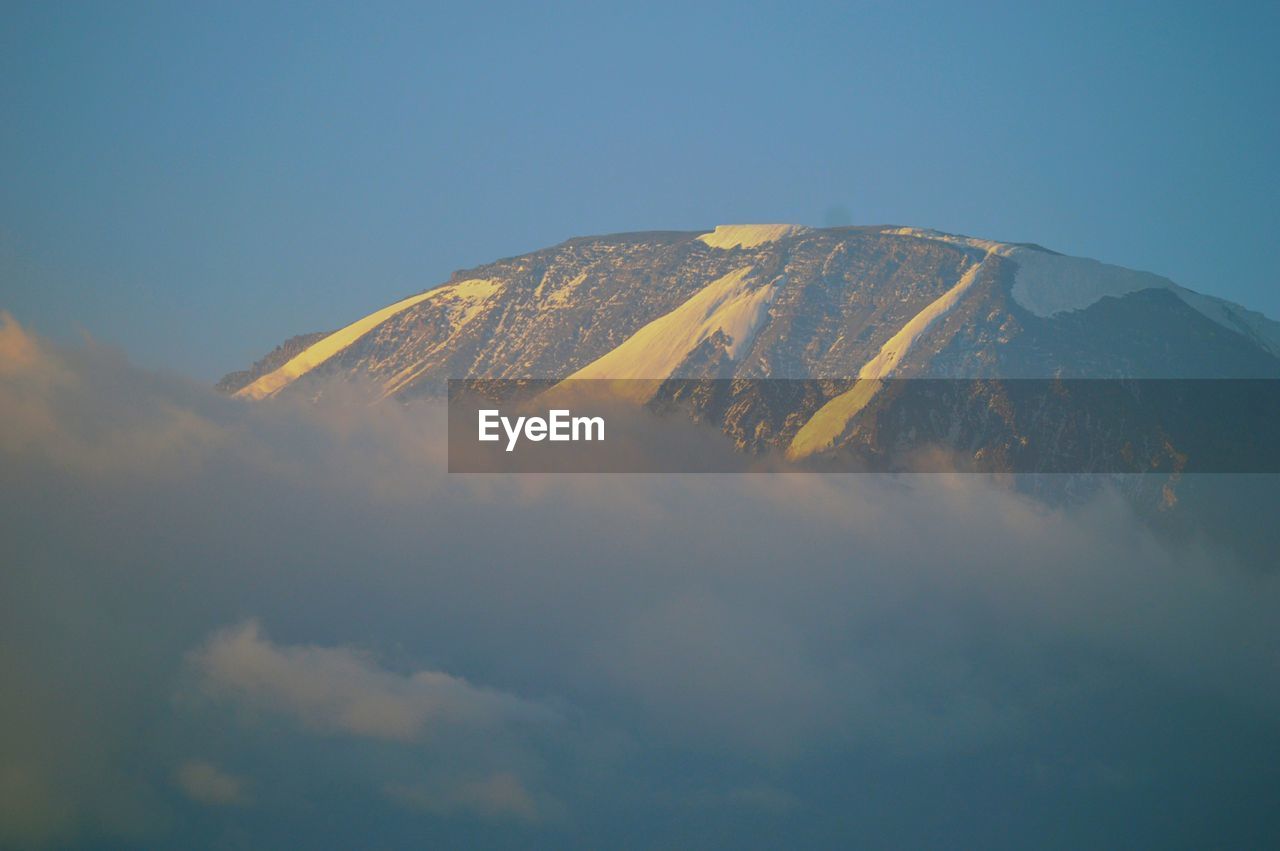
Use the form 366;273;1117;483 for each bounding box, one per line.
222;224;1280;405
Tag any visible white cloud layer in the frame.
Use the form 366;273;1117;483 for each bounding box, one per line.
2;316;1278;848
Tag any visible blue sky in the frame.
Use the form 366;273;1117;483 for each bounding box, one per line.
3;0;1278;378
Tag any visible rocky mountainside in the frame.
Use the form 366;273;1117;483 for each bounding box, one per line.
222;224;1280;469
224;224;1280;392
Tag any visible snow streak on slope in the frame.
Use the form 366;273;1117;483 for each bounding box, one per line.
857;255;988;379
564;266;777;398
787;254;990;459
236;280;499;400
698;224;810;249
881;227;1011;255
377;278;506;399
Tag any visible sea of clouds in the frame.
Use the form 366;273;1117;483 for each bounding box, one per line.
2;314;1278;849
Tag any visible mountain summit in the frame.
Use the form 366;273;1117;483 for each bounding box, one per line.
224;224;1280;399
222;224;1280;469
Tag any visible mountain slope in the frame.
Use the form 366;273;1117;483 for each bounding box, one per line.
226;225;1280;397
220;222;1280;537
223;224;1280;468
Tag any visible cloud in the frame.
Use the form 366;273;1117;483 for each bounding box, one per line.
0;311;44;375
174;761;247;807
0;311;225;477
2;316;1279;847
190;621;556;741
682;783;801;815
386;772;540;822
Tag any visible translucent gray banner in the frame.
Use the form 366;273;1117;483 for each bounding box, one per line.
447;379;1280;473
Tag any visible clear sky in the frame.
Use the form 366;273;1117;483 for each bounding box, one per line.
3;0;1277;379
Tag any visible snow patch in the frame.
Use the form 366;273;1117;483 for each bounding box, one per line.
882;227;1012;255
440;278;503;330
1008;249;1280;354
563;266;779;398
888;227;1280;355
536;272;589;308
698;224;810;249
237;279;501;400
1006;250;1170;318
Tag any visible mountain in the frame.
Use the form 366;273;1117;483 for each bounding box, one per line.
221;223;1280;458
219;223;1280;561
224;224;1280;393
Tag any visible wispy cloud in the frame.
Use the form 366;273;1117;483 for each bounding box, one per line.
174;761;247;807
191;620;556;741
386;772;541;822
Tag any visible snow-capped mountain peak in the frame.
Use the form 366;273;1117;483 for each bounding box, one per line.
223;225;1280;462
